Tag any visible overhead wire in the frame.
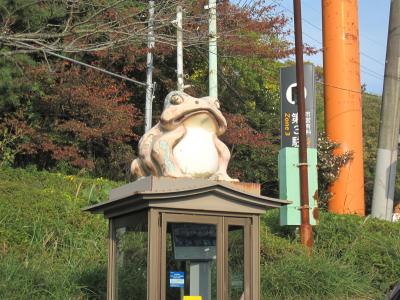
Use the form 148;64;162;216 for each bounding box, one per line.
273;0;386;50
200;1;385;95
14;41;147;86
271;0;386;87
158;1;388;99
272;0;388;93
172;3;379;96
2;1;194;87
164;1;388;96
11;0;384;95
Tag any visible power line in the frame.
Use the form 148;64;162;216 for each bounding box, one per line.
176;2;387;97
189;39;374;96
360;66;384;80
316;81;363;95
13;1;382;97
14;41;147;87
46;50;147;87
272;0;386;71
274;0;385;49
175;1;386;96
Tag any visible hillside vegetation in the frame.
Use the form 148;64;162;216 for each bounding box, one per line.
0;167;115;299
1;167;399;300
0;2;398;299
0;0;390;212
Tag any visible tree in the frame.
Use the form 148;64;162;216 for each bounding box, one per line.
0;0;155;54
2;63;140;179
0;0;317;185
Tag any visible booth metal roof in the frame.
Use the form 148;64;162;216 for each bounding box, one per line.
83;177;290;218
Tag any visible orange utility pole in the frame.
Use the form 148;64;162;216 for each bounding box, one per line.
322;0;365;215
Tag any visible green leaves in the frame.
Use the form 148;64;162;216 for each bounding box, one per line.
80;179;114;204
317;133;354;209
0;54;35;112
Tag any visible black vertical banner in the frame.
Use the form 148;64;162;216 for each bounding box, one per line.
280;64;316;149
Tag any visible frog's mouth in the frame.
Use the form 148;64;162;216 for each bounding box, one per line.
162;108;227;134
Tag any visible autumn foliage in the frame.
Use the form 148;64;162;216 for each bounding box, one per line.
0;0;304;184
222;112;269;148
1;63;141;177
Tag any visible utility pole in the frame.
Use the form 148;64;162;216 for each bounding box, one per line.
208;0;218;97
177;5;184;92
322;0;364;215
145;0;155;132
371;0;400;221
293;0;312;252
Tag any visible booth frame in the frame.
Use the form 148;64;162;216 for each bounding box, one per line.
84;177;289;300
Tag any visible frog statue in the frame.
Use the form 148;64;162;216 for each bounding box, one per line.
131;91;238;182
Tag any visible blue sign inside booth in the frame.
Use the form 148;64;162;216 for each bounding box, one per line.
169;271;185;288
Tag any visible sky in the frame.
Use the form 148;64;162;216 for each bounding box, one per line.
279;0;391;95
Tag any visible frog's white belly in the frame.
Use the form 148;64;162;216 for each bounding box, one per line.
173;127;219;177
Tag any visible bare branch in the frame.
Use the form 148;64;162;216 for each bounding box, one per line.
0;0;295;61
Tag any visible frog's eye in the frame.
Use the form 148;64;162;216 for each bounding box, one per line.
214;99;220;109
170;94;184;105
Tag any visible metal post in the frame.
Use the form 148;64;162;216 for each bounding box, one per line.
177;5;184;92
145;0;155;132
208;0;218;97
190;262;211;300
293;0;312;252
371;0;400;221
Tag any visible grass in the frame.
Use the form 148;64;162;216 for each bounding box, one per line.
1;167;399;299
0;167;117;299
261;211;400;299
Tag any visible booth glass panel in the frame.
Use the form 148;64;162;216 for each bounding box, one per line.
165;222;218;300
114;212;148;300
227;225;245;300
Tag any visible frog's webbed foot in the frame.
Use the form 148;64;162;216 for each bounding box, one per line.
131;158;147;178
210;172;239;182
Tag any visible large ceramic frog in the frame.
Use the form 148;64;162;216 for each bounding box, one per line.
131;91;238;181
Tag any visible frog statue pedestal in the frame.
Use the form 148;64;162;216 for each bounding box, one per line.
84;91;289;300
131;91;238;181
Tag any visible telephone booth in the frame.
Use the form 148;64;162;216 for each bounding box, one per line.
84;177;288;300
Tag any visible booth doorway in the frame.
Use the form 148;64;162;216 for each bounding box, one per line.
161;213;251;300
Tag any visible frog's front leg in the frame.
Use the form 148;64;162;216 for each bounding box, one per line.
131;132;157;177
152;125;186;178
210;135;239;182
137;125;162;176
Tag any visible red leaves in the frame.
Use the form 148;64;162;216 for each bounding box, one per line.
52;146;95;170
183;0;298;60
4;63;142;170
222;112;269;148
45;64;140;140
0;110;92;168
